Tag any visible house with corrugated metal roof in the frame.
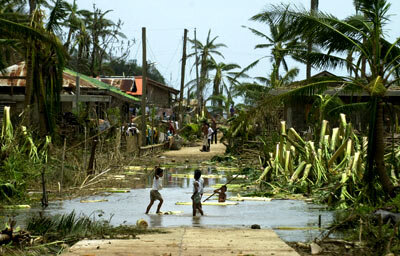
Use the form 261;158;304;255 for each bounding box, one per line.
0;62;140;122
99;76;179;109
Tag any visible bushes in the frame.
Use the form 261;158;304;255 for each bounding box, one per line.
180;123;201;140
0;107;50;203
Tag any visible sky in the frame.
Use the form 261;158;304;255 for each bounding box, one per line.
72;0;400;95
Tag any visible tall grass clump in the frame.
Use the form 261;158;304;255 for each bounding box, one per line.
0;107;50;202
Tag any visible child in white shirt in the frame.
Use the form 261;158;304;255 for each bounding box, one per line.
146;167;164;214
191;169;204;216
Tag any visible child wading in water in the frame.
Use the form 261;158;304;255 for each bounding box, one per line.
213;185;227;202
191;169;204;216
146;167;164;214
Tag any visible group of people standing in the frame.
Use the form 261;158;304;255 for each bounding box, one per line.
200;118;217;152
146;167;227;216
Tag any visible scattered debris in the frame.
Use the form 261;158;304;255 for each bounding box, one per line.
175;201;238;206
310;242;323;255
0;205;31;209
80;199;108;203
374;209;400;224
136;219;148;229
156;211;184;215
228;195;272;202
105;189;130;193
124;166;144;171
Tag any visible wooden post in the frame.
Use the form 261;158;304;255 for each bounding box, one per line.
75;75;80;112
178;29;188;127
60;138;67;194
141;27;148;146
87;138;98;175
194;28;200;116
84;126;87;170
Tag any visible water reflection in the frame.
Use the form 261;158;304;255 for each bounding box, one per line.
154;167;228;189
148;214;162;227
192;216;202;226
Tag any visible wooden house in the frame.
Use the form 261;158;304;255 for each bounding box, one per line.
269;71;400;132
0;62;140;122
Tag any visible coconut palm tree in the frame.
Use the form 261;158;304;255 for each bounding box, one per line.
0;1;28;70
244;6;306;81
265;0;400;198
208;60;240;114
234;64;299;107
0;1;67;135
188;30;226;113
62;0;87;53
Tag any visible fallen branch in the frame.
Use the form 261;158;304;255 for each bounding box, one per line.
318;210;358;242
85;168;112;185
31;240;65;248
323;239;357;246
79;175;91;189
80;179;103;189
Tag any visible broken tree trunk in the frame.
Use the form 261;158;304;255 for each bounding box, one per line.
87;138;98;175
41;167;48;208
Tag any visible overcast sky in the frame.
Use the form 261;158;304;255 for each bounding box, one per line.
72;0;400;95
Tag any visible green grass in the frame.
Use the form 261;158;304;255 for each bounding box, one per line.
0;211;164;255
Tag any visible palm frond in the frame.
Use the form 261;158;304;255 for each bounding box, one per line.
46;0;68;33
328;102;368;116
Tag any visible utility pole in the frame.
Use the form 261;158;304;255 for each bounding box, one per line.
194;28;200;116
178;29;188;127
141;27;148;146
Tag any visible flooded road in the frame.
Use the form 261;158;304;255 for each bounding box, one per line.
1;166;335;242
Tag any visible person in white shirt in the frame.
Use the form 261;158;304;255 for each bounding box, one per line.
191;169;204;216
146;167;164;214
207;125;214;152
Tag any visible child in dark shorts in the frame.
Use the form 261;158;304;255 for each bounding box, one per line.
146;167;164;214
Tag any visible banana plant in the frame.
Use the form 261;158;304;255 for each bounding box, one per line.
257;113;376;208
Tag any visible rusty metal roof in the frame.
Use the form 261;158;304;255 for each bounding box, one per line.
100;76;180;96
0;62;97;88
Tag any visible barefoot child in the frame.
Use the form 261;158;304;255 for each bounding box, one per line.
191;169;204;216
213;185;227;202
146;167;164;214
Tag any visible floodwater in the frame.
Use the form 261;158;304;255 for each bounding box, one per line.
0;166;335;242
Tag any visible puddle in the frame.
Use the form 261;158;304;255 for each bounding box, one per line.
0;166;336;242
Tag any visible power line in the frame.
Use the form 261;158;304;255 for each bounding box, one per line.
124;27;194;32
146;38;158;64
133;41;142;60
165;39;182;75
